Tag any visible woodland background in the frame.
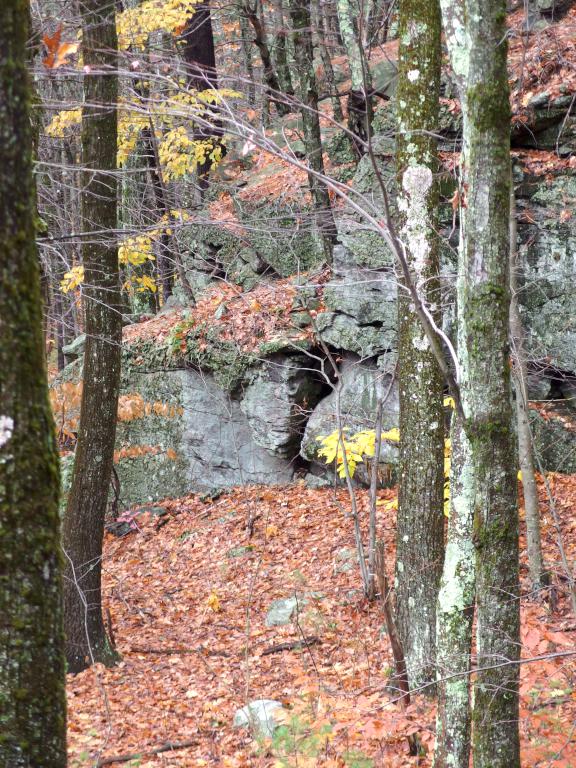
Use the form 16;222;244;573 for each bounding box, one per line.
1;0;576;766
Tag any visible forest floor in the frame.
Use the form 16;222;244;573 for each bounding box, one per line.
66;476;576;767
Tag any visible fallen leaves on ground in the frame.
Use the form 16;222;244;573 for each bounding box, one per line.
67;477;576;766
123;276;327;354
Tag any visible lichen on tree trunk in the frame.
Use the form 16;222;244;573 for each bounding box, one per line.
62;0;122;674
438;1;521;765
394;0;445;692
0;0;67;763
434;418;475;768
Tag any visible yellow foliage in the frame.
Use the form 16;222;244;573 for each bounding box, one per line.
117;111;149;166
317;427;399;480
158;127;223;180
60;265;84;293
318;421;450;515
46;109;82;138
117;0;199;50
119;234;156;267
206;591;221;612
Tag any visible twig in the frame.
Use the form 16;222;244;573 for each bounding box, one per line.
261;636;320;656
96;739;198;766
375;541;421;757
129;645;230;657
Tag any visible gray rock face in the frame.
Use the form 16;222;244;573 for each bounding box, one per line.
62;334;86;362
180;369;297;490
316;244;397;358
240;354;324;458
301;355;399;480
233;699;283;737
517;172;576;373
58;350;324;507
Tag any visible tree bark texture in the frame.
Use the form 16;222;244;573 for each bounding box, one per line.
289;0;337;261
182;0;224;183
439;1;521;765
434;418;475;768
313;0;344;121
394;0;445;692
0;0;67;763
272;0;295;96
62;0;122;674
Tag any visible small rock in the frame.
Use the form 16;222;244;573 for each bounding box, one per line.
528;91;550;109
265;596;305;627
233;699;283;737
290;311;312;328
334;547;357;574
226;545;254;558
62;334;86;361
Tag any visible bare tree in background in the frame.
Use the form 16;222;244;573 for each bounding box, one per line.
62;0;122;673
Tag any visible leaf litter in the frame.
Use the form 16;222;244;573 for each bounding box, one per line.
67;476;576;766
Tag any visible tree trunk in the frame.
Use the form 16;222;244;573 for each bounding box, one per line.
394;0;445;692
182;0;224;185
62;0;122;674
367;0;393;47
242;0;291;115
313;0;345;122
439;1;521;765
434;418;475;767
272;0;295;96
288;0;338;262
0;1;67;763
238;4;256;105
336;0;373;153
509;176;547;591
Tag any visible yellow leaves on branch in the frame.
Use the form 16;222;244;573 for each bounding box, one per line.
60;211;193;295
117;0;198;49
45;109;82;138
318;396;458;513
158;127;223;180
317;428;399;480
60;265;84;294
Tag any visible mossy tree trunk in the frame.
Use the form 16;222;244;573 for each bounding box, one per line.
394;0;445;692
288;0;338;262
438;1;521;766
0;0;67;763
62;0;122;674
434;417;475;767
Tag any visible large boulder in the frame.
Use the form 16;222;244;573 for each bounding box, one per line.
517;171;576;373
56;344;325;507
316;242;396;359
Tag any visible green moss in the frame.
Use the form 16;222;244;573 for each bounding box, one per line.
466;81;510;134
